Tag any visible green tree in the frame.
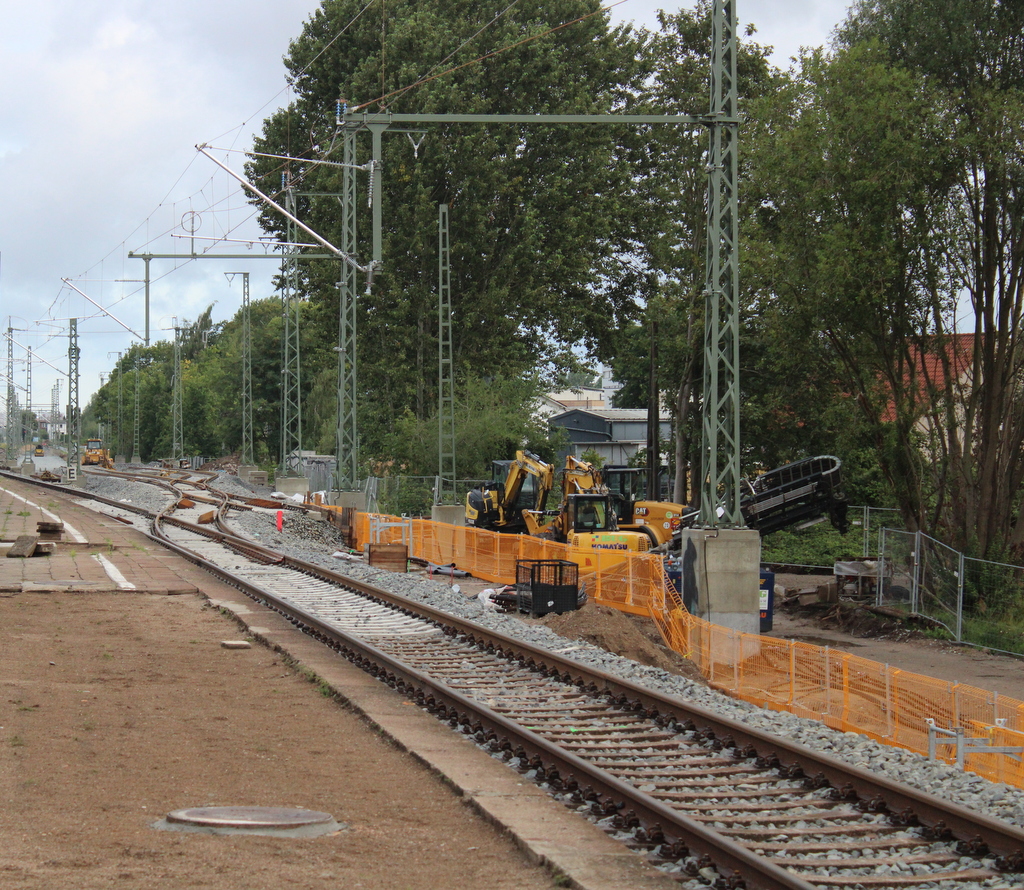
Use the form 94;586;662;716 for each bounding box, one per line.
837;0;1024;559
247;0;644;468
747;0;1024;558
382;374;561;479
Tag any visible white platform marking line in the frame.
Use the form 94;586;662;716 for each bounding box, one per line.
93;553;136;590
0;485;88;543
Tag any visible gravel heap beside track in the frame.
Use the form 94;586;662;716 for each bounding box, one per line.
88;471;1024;831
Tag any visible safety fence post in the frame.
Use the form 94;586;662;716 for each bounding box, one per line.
955;550;965;642
911;530;921;613
876;527;887;607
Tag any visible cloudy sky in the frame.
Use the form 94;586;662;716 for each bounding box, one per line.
0;0;851;419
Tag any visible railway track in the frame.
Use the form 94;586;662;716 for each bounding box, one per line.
9;467;1024;889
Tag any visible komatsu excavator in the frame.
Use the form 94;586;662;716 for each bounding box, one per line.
468;450;651;548
466;451;652;551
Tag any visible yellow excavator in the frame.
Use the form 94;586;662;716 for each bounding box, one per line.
466;450;554;534
466;452;652;552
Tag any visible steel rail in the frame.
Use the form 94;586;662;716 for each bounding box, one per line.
144;504;1024;866
256;549;1024;862
6;468;1024;882
147;510;813;890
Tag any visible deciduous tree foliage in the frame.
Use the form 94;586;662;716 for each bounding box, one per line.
601;4;773;502
246;0;644;466
747;0;1024;558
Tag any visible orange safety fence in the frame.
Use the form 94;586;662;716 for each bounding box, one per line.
354;513;1024;788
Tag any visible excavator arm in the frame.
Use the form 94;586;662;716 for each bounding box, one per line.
466;450;554;532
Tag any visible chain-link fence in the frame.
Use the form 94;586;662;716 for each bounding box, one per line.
879;528;1024;653
962;555;1024;652
851;506;906;557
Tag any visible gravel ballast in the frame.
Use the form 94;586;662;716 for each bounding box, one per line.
87;471;1024;835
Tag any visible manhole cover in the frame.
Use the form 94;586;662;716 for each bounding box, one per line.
154;806;342;837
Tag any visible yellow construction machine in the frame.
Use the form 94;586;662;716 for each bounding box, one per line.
601;465;690;547
466;450;555;534
467;452;652;552
82;438;114;469
523;489;652;552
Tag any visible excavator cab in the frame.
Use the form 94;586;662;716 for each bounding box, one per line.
603;466;648;524
567;494;615;533
466;451;555;533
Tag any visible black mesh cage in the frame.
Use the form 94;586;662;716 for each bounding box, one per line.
515;559;580;615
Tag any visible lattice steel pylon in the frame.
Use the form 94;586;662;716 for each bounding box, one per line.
116;361;123;459
108;351;123;459
67;319;80;475
6;327;16;464
238;273;254;466
172;322;183;460
23;346;32;462
51;382;58;446
132;354;141;464
224;272;255;466
437;204;456;504
698;0;743;527
334;125;359;489
280;179;303;475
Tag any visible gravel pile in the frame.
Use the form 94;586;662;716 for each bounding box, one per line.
86;472;175;516
86;473;1024;834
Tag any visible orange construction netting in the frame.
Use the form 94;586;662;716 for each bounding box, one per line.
354;513;1024;787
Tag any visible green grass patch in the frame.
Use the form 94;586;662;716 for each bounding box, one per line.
761;523;861;569
959;614;1024;656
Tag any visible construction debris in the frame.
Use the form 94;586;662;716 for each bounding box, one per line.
7;536;38;558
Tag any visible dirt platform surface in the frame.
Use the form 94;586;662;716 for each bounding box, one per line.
0;591;562;890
